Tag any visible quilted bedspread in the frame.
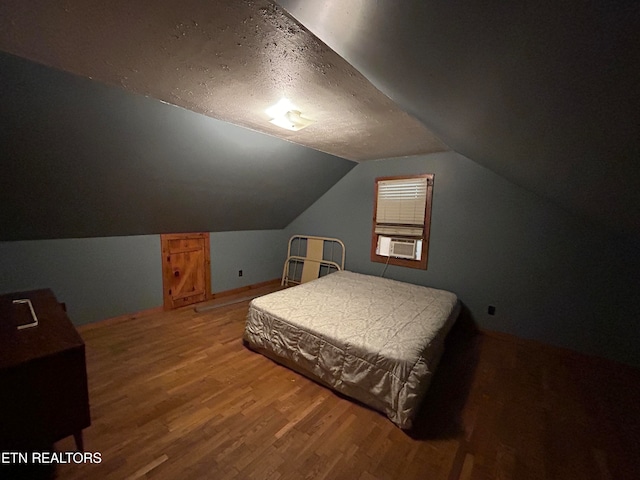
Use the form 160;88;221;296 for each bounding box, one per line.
243;270;459;429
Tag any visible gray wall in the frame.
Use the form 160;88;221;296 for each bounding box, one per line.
210;230;287;292
3;151;638;368
0;230;286;325
0;53;345;326
285;152;640;367
0;235;162;325
278;0;640;239
0;52;355;240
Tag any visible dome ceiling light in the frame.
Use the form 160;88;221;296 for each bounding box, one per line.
265;98;315;131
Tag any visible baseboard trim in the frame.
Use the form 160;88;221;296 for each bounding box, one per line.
77;278;282;333
211;278;281;299
480;328;584;357
480;328;640;374
78;306;164;333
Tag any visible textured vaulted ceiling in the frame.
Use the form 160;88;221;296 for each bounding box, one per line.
1;0;639;239
277;0;640;239
0;0;446;161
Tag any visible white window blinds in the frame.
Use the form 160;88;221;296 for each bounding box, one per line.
375;177;427;237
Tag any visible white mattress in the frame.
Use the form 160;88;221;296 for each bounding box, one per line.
243;270;460;429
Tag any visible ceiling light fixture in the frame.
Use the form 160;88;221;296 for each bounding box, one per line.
266;98;315;131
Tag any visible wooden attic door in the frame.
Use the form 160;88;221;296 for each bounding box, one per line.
161;233;211;310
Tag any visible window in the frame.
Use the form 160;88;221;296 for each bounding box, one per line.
370;174;434;269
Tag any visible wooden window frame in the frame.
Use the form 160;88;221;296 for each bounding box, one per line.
370;174;434;270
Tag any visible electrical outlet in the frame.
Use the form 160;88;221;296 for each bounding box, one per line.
488;305;496;316
238;270;243;277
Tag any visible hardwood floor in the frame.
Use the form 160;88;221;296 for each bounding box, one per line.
44;291;640;479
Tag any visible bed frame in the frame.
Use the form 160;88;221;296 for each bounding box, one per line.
281;235;345;286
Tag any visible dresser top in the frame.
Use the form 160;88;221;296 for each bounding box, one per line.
0;289;84;369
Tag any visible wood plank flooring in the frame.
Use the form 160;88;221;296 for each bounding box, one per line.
43;290;640;479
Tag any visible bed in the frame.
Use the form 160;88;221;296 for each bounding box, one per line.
243;270;460;429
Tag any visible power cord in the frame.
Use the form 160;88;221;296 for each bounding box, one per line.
380;254;391;278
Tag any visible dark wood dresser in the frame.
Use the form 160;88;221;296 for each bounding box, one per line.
0;289;90;450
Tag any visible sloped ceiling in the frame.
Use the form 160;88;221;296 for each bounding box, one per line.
1;0;639;240
0;0;446;161
0;52;355;240
277;0;640;239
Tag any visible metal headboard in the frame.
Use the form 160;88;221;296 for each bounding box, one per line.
282;235;345;286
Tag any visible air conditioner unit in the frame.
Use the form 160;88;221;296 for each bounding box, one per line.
389;238;418;259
